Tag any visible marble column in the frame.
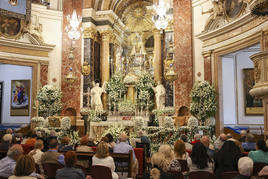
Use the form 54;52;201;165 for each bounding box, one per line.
100;31;112;110
153;29;162;82
203;50;212;82
173;0;193;108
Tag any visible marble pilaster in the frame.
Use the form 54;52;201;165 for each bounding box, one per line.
153;30;162;82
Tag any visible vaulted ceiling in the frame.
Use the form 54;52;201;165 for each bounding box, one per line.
91;0;153;18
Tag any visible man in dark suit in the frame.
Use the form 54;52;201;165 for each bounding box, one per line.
201;135;215;159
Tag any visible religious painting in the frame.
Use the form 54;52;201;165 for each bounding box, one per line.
10;80;30;116
0;0;31;21
0;16;23;39
0;82;3;123
243;69;263;115
224;0;246;19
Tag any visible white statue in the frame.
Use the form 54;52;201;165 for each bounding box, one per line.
152;81;166;110
90;82;107;113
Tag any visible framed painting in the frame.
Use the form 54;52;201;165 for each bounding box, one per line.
0;82;3;123
224;0;246;19
10;80;30;116
243;68;263;115
0;0;31;21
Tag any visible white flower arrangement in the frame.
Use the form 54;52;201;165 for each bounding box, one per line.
134;117;145;132
187;116;199;128
164;117;174;129
37;85;62;118
58;129;80;145
103;124;126;141
123;73;138;85
80;107;91;115
31;117;44;122
35;127;51;134
118;100;135;115
190;81;217;125
61;117;71;130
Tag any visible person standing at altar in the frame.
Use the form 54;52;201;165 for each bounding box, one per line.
152;81;166;110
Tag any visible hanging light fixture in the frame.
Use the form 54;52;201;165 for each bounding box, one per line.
152;0;172;31
65;9;83;40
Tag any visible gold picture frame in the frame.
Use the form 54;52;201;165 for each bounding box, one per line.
10;80;31;116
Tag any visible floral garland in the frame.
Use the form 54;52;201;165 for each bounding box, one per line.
36;85;62;118
190;81;217;124
106;73;126;110
136;72;155;109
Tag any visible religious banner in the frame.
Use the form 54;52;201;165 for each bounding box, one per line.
0;0;31;21
243;69;263;115
10;80;31;116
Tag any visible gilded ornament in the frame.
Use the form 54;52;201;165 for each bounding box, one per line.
0;16;25;39
9;0;18;6
82;61;91;76
254;61;261;83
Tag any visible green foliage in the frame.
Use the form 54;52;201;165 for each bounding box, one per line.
190;81;217;123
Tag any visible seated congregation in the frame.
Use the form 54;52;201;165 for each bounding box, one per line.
0;129;267;179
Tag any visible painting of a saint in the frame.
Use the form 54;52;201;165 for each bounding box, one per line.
10;80;30;116
243;69;263;115
224;0;245;19
0;16;21;38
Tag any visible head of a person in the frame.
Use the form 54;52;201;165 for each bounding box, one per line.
101;136;109;143
158;144;174;161
201;136;210;148
27;130;37;138
180;134;188;143
194;134;201;141
3;134;13;143
238;157;254;177
151;152;169;172
6;128;13;134
61;136;70;145
218;140;241;165
219;133;227;142
80;136;89;145
178;106;189;116
64;151;77;168
50;130;56;137
14;155;35;176
240;130;247;137
246;133;255;143
36;131;42;138
7;144;24;161
95;141;109;159
34;140;44;150
137;130;144;137
191;142;210;169
49;139;58;149
105;133;114;143
157;81;161;85
227;133;232;139
119;133;128;142
174;140;186;157
256;140;268;152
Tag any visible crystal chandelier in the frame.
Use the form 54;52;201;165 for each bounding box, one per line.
152;0;172;31
65;10;83;40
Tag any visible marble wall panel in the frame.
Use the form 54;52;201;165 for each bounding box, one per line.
40;64;48;87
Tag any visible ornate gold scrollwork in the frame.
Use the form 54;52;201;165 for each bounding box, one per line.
254;61;261;83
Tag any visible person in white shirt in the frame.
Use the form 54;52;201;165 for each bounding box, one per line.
29;140;44;165
92;141;118;179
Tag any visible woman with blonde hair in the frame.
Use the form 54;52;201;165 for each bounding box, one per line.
158;144;181;172
150;152;177;179
92;141;118;179
9;155;37;179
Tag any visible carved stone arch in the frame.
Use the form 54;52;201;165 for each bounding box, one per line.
204;16;225;32
24;33;45;45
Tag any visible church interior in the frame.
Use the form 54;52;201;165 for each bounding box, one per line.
1;0;268;178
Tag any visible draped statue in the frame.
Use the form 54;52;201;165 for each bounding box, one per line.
90;82;107;113
152;81;166;110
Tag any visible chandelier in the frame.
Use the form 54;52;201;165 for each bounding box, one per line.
251;0;268;16
65;9;83;40
152;0;172;31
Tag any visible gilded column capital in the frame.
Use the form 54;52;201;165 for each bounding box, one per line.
83;27;97;39
153;29;161;36
100;30;113;41
202;50;213;58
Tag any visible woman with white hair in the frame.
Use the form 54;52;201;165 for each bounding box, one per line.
233;157;253;179
158;144;181;172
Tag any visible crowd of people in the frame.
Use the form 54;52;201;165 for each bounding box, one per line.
0;128;267;179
